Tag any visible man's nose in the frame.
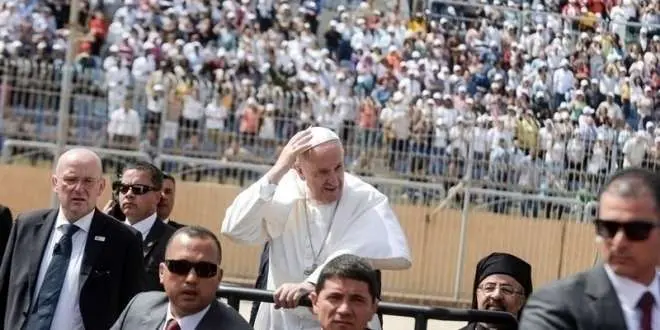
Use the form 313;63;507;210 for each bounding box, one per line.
336;300;352;314
490;288;504;299
185;269;200;283
327;174;339;186
611;228;629;247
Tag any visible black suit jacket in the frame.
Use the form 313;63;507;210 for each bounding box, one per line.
0;208;146;330
110;291;253;330
519;265;627;329
143;219;176;292
0;205;12;262
166;219;185;230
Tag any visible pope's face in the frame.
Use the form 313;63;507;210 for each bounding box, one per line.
297;142;344;204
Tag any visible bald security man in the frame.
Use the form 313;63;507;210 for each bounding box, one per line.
0;148;145;330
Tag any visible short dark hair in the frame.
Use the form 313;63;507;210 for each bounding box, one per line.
124;161;164;190
163;173;176;185
598;167;660;214
167;226;223;264
316;254;378;302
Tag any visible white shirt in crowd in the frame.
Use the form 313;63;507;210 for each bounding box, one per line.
33;208;94;330
108;107;141;138
623;135;647;167
380;106;411;140
204;101;227;130
552;67;575;95
182;95;205;120
472;125;489;154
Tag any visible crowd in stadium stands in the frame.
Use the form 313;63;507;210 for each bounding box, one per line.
1;0;660;198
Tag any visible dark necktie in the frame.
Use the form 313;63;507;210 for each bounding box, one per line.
638;291;654;330
166;319;181;330
26;224;80;330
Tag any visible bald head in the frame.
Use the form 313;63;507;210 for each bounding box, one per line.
55;148;103;177
52;148;105;222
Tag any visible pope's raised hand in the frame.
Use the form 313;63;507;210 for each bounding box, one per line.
277;129;314;168
267;129;313;183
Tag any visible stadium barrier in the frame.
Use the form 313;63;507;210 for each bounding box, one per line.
0;58;642;199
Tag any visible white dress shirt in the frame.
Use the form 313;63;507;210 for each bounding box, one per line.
605;265;660;330
162;303;211;330
124;212;158;240
33;208;94;330
107;108;141;138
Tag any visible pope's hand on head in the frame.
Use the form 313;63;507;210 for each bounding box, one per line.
273;281;315;309
268;129;313;183
277;128;313;169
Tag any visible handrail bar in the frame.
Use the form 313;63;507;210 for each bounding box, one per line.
216;285;518;329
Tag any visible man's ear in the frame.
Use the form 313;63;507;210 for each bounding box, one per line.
294;163;305;180
371;298;379;314
310;291;319;315
159;262;166;284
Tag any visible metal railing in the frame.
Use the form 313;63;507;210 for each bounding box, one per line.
216;285;518;330
1;58;649;199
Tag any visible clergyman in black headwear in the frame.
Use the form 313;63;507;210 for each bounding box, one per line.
460;252;533;330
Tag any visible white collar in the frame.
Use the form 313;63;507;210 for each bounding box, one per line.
165;303;211;330
124;212;158;240
56;207;94;233
605;264;660;309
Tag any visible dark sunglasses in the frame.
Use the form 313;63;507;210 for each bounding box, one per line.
115;183;159;195
164;260;219;278
594;219;660;241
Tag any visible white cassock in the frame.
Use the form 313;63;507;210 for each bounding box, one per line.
221;129;412;330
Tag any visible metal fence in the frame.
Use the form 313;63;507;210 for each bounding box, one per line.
0;59;647;199
217;285;518;330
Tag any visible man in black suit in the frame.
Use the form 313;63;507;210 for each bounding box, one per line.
520;168;660;329
0;148;145;330
159;174;185;229
110;226;252;330
0;205;12;260
119;162;176;291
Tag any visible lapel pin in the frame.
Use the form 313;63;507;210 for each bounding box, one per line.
146;241;154;248
94;236;106;242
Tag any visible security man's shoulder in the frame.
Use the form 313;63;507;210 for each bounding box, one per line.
14;208;53;225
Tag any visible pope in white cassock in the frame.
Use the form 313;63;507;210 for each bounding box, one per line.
221;127;412;330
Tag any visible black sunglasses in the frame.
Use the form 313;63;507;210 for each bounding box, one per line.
594;219;660;241
164;260;219;278
115;183;159;196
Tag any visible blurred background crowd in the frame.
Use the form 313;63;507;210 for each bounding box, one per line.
1;0;660;203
